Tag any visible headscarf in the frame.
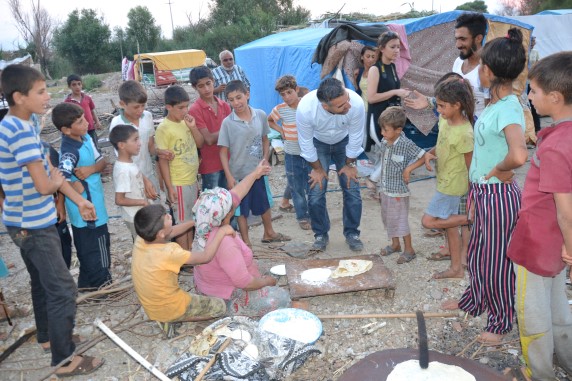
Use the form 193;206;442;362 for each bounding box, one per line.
192;187;234;252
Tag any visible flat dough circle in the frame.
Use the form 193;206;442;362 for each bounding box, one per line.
301;268;332;283
331;259;372;278
387;360;476;381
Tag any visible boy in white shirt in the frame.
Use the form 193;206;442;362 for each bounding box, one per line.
109;124;149;240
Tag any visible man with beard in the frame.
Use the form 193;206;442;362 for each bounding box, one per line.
405;12;489;116
452;12;489;116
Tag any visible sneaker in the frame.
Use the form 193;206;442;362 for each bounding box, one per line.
312;235;329;251
346;234;364;251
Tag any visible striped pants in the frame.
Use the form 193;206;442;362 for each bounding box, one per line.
458;182;521;334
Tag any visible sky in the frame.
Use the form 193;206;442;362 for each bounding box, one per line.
0;0;501;51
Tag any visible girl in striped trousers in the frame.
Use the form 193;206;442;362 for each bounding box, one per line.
443;28;529;345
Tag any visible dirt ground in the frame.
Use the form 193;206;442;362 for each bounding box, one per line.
0;76;570;380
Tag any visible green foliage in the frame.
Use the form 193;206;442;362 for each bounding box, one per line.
81;74;103;91
169;0;309;59
52;9;113;74
47;55;74;79
456;0;488;13
126;6;161;54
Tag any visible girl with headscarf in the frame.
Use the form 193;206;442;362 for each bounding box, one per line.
192;161;291;316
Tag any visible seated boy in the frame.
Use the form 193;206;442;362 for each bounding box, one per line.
155;85;204;250
109;124;149;240
131;204;235;326
53;102;112;289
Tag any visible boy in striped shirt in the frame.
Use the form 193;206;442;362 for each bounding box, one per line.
0;65;103;376
268;75;311;230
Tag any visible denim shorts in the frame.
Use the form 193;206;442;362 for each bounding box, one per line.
425;191;461;219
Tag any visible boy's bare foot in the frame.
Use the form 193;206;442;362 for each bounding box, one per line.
56;355;104;377
441;299;459;310
477;331;505;345
432;268;464;280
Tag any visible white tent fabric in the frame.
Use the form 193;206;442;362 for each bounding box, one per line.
504;14;572;58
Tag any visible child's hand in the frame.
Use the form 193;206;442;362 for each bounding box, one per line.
78;199;97;221
562;245;572;266
184;114;196;129
254;160;272;178
156;148;175;161
404;90;429;110
220;224;236;237
227;176;237;190
396;88;411;98
143;176;159;200
74;166;94;180
402;169;411;184
485;166;515;184
167;187;177;206
424;152;436;171
50;167;65;189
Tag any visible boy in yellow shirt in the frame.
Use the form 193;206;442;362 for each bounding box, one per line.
131;204;234;327
155;85;204;250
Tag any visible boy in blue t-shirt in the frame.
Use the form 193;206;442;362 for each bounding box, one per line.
53;102;112;289
0;64;103;375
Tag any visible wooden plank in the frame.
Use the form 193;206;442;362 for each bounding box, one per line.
286;255;395;300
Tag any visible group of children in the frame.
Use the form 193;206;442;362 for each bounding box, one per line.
1;30;571;378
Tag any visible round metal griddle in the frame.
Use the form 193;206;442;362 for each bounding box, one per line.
338;348;508;381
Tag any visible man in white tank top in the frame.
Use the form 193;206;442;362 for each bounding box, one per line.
452;12;489;116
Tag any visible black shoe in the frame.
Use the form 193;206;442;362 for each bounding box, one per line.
312;235;329;251
346;234;364;251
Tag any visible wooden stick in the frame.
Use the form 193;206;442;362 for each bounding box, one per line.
95;319;170;381
317;312;458;319
195;337;232;381
76;283;132;304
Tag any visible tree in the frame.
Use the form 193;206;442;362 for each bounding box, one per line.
173;0;310;59
455;0;488;13
52;9;112;74
126;6;161;54
8;0;54;78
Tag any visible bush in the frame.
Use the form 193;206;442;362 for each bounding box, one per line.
82;74;103;91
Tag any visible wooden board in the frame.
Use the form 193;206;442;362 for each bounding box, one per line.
286;255;395;300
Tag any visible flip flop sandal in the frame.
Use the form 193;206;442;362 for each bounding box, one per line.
426;252;451;261
42;334;85;353
278;205;295;213
397;251;416;264
379;245;401;256
423;229;444;238
261;232;291;243
56;355;105;377
298;220;311;230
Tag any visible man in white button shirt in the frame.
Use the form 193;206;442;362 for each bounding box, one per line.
296;78;365;251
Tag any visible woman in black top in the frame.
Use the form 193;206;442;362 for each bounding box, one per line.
366;31;410;151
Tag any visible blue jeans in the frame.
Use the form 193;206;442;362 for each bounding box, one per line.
284;153;310;222
7;225;77;366
308;136;362;238
201;170;228;191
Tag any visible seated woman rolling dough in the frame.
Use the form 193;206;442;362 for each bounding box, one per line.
191;161;291;317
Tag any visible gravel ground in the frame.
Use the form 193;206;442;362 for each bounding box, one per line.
0;77;570;380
